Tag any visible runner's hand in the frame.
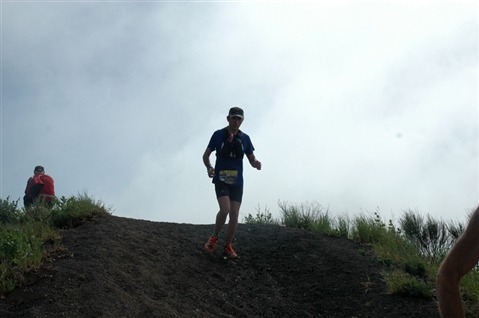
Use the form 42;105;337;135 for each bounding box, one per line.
207;167;215;178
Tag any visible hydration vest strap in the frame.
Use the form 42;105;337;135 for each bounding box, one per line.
217;127;244;159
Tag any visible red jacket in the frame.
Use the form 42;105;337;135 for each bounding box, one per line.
38;174;55;200
28;174;55;200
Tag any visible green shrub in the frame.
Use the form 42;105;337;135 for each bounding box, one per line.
0;227;43;267
310;212;334;234
0;196;20;224
402;277;433;299
333;214;350;238
278;201;303;228
446;218;465;241
0;228;21;260
0;226;43;294
403;258;427;277
382;269;433;299
51;193;111;229
459;267;479;317
350;212;386;244
358;249;367;256
0;263;17;295
279;201;328;231
21;202;54;224
0;192;111;296
244;205;277;225
399;209;451;263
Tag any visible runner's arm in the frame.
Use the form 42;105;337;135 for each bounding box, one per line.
437;206;479;317
203;148;215;178
246;153;261;170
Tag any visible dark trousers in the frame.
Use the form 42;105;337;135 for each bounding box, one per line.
23;195;53;208
23;195;34;208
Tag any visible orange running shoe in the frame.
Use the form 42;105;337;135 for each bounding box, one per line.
204;236;218;253
223;244;238;259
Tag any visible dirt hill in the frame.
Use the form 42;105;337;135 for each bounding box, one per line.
0;214;440;317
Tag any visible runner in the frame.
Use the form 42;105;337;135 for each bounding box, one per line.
202;107;262;258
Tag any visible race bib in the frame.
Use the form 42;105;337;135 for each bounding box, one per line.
219;170;238;185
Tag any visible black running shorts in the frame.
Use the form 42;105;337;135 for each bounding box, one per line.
215;182;243;203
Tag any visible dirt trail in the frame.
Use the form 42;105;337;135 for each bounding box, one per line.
0;214;439;317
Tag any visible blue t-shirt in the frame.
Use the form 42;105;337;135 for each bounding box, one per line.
207;129;255;186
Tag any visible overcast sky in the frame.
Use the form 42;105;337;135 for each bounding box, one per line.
2;1;478;225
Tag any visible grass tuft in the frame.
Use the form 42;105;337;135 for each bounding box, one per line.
278;200;333;232
243;205;277;225
382;270;433;299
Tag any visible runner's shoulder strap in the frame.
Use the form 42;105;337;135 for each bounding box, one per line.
221;127;242;139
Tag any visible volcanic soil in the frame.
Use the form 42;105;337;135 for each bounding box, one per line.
0;214;440;317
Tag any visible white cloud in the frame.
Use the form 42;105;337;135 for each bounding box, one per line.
2;2;477;225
